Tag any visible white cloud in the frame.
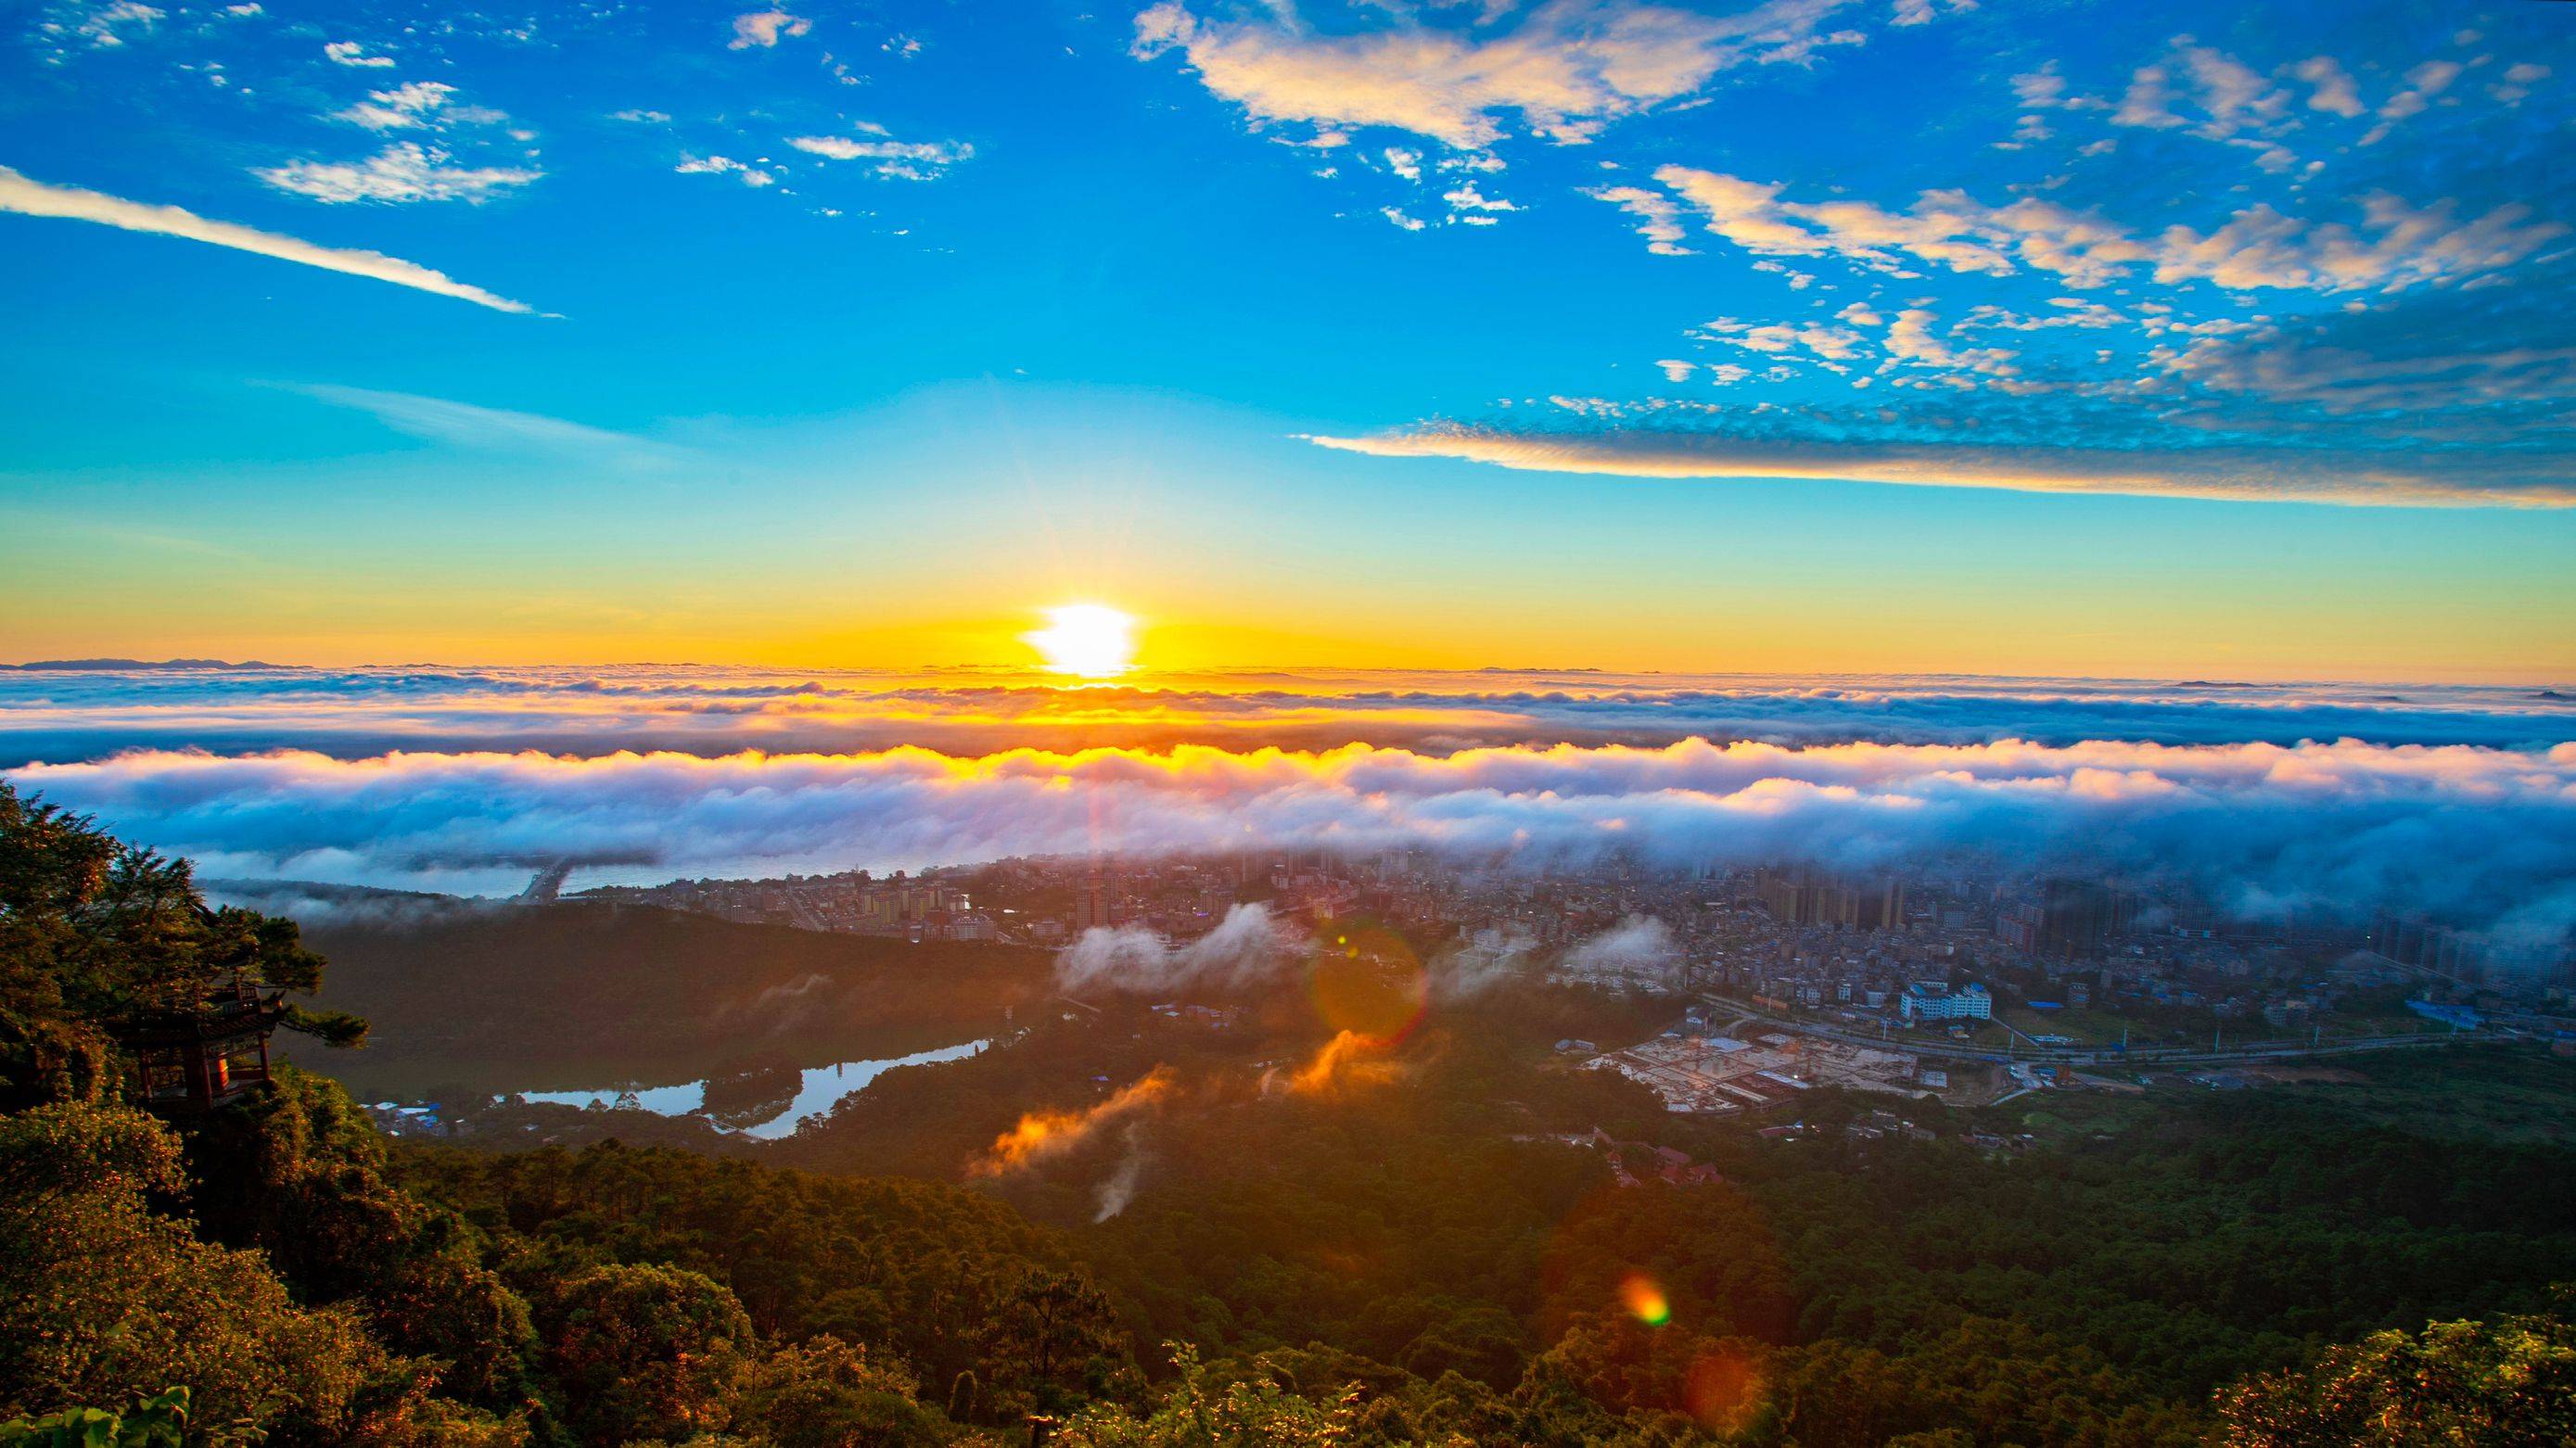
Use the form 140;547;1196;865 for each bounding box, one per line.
333;81;460;132
2490;63;2548;107
1700;316;1866;362
728;10;811;50
2154;193;2566;293
257;143;542;205
1441;181;1517;213
47;1;163;48
1890;0;1972;28
2112;61;2182;128
2361;58;2465;143
2293;56;2364;117
1880;307;2019;379
1131;0;1867;150
324;39;395;68
787;129;974;180
675;154;775;187
2113;38;2293;163
1962;298;2126;331
1639;165;2150;286
1615;165;2561;295
0;163;529;311
607;108;672;124
1588;184;1696;255
1380;205;1427;231
2172;42;2288;133
2010;64;2067;109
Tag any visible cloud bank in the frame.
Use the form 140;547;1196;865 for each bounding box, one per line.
10;737;2574;945
6;666;2569;764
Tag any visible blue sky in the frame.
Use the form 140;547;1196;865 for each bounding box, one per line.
1;0;2571;679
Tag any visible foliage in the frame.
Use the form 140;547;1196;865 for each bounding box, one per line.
1052;1342;1389;1448
0;1103;382;1442
717;1336;945;1448
2213;1290;2576;1446
0;1388;195;1448
0;781;361;1111
399;1137;1088;1400
537;1263;757;1445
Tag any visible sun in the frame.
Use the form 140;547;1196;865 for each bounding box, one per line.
1024;603;1139;679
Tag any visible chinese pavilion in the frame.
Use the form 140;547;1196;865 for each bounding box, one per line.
115;978;292;1111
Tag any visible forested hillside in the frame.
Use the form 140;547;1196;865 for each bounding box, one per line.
5;782;2572;1446
243;890;1048;1096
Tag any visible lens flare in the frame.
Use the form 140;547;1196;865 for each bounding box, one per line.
1306;921;1429;1046
1024;603;1139;679
1619;1273;1670;1327
1685;1347;1765;1431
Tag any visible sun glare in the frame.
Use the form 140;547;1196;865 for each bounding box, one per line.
1025;603;1139;679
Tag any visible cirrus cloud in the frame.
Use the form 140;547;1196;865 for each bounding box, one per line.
0;162;531;311
1304;414;2576;508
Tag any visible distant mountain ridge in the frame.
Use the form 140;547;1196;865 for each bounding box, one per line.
5;657;304;670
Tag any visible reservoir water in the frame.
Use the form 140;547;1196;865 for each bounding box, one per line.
491;1038;988;1138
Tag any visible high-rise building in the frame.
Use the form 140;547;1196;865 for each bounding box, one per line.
1760;869;1906;932
1074;870;1112;932
2036;879;2135;958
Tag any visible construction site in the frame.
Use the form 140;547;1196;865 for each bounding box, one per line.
1584;1025;1941;1116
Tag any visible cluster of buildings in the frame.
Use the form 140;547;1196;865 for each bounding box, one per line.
1583;1010;1936;1116
579;870;1001;943
568;848;2574;1039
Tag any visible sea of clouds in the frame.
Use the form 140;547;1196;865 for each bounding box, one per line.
9;730;2574;950
3;664;2571;761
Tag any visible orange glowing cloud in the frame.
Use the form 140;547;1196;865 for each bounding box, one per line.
973;1066;1176;1175
1281;1029;1405;1096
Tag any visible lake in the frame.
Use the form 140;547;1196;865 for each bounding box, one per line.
408;1038;988;1140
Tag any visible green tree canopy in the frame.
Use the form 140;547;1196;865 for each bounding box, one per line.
0;783;363;1110
2215;1291;2576;1447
